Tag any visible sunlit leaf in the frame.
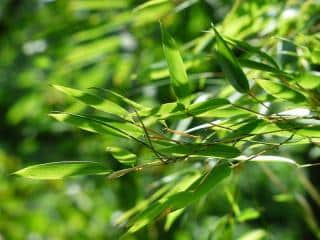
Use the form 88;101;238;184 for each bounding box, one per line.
161;23;191;105
52;85;129;118
70;0;128;11
106;147;137;166
49;113;143;139
91;87;148;111
238;229;267;240
133;0;169;12
237;208;260;222
133;0;173;26
294;72;320;89
224;118;263;140
14;161;110;179
256;79;307;103
297;126;320;138
127;163;230;233
236;155;299;166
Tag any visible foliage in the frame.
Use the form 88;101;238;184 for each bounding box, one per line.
1;0;320;239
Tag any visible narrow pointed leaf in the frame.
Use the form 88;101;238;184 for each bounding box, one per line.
127;164;230;233
159;143;240;158
106;147;137;166
133;0;169;12
235;155;299;166
52;85;129;118
213;26;249;93
49;113;143;139
227;37;280;69
91;87;147;111
256;79;306;103
138;98;230;120
14;161;110;180
239;59;280;74
161;23;191;105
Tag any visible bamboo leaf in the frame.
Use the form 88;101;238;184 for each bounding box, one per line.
159;143;240;158
138;98;230;120
49;113;143;139
225;118;263;139
294;72;320;89
213;26;250;93
297;126;320;138
14;161;110;179
127;163;230;233
91;87;147;111
227;37;280;69
52;85;129;118
187;98;230;115
236;155;299;166
106;147;137;166
256;79;307;103
161;23;191;105
239;59;281;74
238;229;267;240
133;0;169;12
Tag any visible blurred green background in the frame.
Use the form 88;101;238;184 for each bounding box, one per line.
1;0;320;239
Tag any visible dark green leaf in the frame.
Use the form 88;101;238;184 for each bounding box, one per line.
159;143;240;158
213;26;250;93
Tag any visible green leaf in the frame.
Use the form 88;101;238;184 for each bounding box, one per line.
70;1;128;11
127;163;230;233
106;147;137;166
227;37;280;69
237;208;260;222
90;87;147;111
133;1;172;26
213;26;249;93
159;143;240;158
294;72;320;89
49;113;143;139
138;102;185;118
187;98;231;115
164;209;184;231
14;161;110;179
256;79;307;103
238;229;267;240
133;0;169;12
297;126;320;138
235;155;299;166
138;98;230;120
188;163;231;199
161;23;191;105
224;118;263;140
52;84;129;118
239;59;281;74
127;202;167;234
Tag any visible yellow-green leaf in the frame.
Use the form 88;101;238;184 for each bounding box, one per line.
52;85;129;118
106;147;137;166
161;23;191;105
256;79;306;103
14;161;110;180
